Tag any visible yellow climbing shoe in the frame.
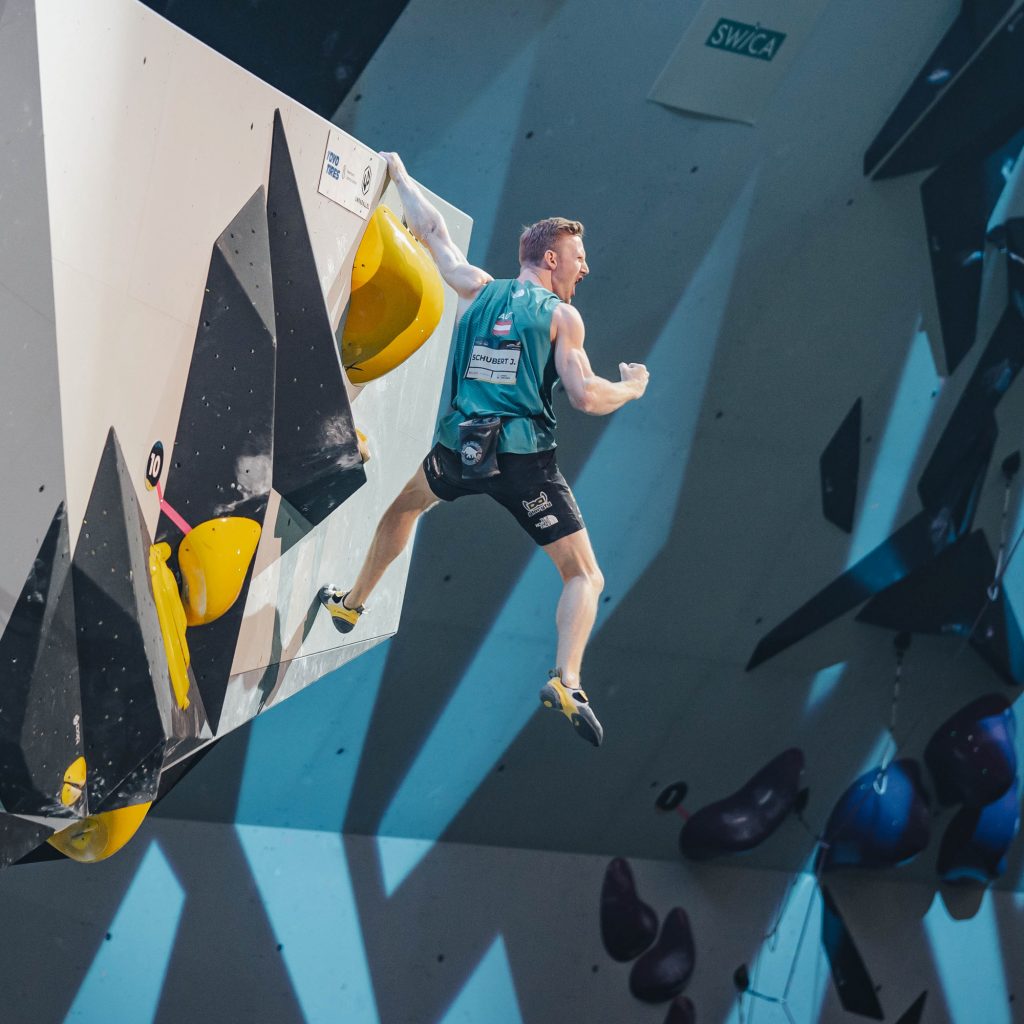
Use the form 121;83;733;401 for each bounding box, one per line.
539;670;603;747
318;586;363;634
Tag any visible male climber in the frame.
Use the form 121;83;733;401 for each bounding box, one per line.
320;152;649;746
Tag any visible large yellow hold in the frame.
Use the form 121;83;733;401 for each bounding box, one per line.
341;204;444;384
178;517;262;627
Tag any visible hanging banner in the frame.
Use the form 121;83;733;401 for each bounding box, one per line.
649;0;830;125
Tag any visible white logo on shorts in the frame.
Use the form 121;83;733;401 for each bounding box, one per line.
536;515;559;529
522;492;553;517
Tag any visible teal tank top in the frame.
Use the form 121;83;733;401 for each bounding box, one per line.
434;278;562;454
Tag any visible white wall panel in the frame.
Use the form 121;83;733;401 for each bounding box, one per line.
6;0;472;744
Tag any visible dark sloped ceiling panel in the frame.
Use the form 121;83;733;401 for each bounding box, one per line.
865;0;1024;179
139;0;412;117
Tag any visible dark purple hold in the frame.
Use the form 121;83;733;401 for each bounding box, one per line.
663;994;697;1024
600;858;658;962
629;908;696;1004
819;759;931;872
937;777;1020;884
679;749;804;860
924;694;1016;807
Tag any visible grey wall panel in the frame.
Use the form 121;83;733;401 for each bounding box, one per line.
324;0;1013;888
2;824;1022;1023
0;0;65;634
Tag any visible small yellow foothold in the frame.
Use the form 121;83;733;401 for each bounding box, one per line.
60;756;87;806
356;429;371;464
149;542;191;710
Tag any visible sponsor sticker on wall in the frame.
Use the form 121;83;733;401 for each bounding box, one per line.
318;128;385;219
649;0;828;124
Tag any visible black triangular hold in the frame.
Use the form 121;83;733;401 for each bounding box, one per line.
1006;218;1024;298
73;429;168;810
14;841;66;865
93;742;165;814
895;990;927;1024
794;787;810;815
820;885;884;1019
857;531;992;635
856;530;1024;685
972;583;1024;686
0;503;83;817
919;148;1004;375
0;813;53;869
156;189;277;732
153;741;217;804
747;510;942;670
919;301;1024;519
820;398;861;533
268;109;366;528
157;189;276;555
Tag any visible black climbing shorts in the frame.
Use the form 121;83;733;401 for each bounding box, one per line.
423;443;585;546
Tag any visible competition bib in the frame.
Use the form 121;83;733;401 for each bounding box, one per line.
464;311;521;384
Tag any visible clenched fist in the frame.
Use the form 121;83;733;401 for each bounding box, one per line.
619;361;650;399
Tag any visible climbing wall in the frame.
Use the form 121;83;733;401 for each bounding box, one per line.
0;0;470;862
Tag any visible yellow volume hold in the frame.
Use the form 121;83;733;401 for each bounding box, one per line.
341;204;444;384
178;517;261;627
47;802;152;863
149;542;191;710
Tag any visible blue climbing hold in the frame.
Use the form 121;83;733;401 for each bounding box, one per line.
819;759;930;872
